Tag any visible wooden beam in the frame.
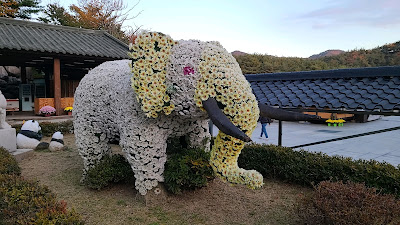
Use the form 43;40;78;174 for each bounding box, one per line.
54;58;62;115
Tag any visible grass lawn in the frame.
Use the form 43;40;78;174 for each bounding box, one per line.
19;134;311;225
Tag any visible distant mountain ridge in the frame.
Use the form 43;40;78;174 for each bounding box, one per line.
232;50;345;59
309;50;345;59
231;50;247;57
232;40;400;74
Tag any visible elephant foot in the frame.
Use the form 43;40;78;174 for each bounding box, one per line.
211;163;264;189
210;133;264;189
80;169;88;184
135;178;161;195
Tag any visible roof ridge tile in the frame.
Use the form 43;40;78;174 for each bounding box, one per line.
0;18;128;59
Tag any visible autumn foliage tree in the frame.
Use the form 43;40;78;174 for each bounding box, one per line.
39;0;140;44
0;0;18;17
0;0;42;19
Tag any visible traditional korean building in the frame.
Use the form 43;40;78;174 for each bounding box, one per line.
0;17;129;115
247;66;400;122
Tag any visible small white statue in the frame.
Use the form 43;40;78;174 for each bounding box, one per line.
49;131;64;151
0;90;11;129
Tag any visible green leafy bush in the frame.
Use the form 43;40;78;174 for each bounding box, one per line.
84;154;134;190
84;137;215;194
166;136;188;155
164;147;214;194
13;120;74;136
0;143;82;224
0;174;84;224
32;206;83;225
0;147;20;175
298;181;400;225
239;143;400;197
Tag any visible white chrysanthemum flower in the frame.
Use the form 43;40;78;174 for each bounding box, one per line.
77;32;260;196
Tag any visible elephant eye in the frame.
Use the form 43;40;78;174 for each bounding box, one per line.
183;66;195;75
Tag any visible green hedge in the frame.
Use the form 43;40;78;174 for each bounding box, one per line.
84;137;215;194
0;174;84;224
239;143;400;197
0;147;83;224
0;147;20;176
12;120;74;137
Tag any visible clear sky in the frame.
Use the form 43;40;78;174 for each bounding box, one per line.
45;0;400;58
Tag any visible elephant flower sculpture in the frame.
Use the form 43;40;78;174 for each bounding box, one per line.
74;31;319;195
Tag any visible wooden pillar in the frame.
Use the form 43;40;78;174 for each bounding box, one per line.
54;58;62;115
20;66;27;83
44;69;50;98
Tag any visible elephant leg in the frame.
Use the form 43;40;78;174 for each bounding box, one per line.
210;132;263;189
119;125;168;195
75;124;111;176
186;119;211;151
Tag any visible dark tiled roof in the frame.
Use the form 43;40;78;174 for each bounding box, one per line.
246;66;400;114
0;17;128;59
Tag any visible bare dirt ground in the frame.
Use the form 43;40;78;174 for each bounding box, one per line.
19;134;311;225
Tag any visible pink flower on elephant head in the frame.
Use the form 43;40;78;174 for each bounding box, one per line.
183;66;195;75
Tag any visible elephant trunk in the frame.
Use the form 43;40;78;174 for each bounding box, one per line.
202;98;252;142
258;102;320;121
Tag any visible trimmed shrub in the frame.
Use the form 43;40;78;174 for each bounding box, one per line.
164;147;214;194
13;120;74;136
84;154;134;190
0;147;20;175
298;181;400;225
239;143;400;197
33;208;83;225
0;174;84;224
84;137;215;194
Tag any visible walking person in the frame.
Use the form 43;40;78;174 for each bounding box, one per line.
260;116;271;138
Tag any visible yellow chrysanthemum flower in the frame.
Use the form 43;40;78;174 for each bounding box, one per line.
129;32;176;118
193;42;261;189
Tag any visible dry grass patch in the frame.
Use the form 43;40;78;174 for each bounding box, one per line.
19;134;311;225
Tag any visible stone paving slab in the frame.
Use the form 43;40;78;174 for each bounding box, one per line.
12;149;34;162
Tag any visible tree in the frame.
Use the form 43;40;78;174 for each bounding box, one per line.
0;0;18;18
38;3;79;27
39;0;141;43
0;0;42;19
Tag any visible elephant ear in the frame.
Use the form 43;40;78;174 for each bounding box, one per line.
129;32;177;118
194;41;259;134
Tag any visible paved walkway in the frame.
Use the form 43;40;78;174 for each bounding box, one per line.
8;112;400;166
6;112;72;125
211;116;400;166
253;116;400;166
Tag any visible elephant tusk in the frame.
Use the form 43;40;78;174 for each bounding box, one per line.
202;98;252;142
258;102;320;121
